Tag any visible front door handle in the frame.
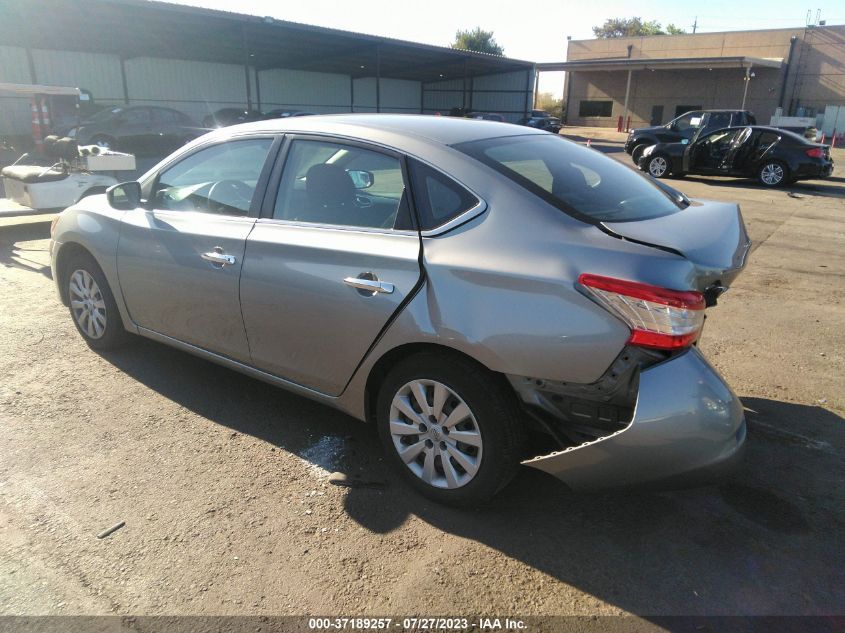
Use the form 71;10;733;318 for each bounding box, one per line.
344;276;394;295
201;248;237;267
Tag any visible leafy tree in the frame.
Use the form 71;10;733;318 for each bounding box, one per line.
536;92;564;118
592;17;685;38
451;28;504;56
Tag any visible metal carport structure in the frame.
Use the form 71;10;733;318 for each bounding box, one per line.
0;0;536;121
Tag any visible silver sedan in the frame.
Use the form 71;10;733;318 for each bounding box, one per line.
50;115;750;504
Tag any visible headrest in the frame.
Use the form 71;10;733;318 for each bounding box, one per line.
306;163;355;207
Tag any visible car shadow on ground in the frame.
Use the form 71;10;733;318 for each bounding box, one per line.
675;174;845;199
0;219;53;280
100;338;845;616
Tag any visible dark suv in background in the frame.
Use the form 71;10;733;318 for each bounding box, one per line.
625;110;756;164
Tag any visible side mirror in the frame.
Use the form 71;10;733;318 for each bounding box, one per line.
347;169;374;189
106;181;141;210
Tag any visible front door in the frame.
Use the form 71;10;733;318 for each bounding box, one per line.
685;128;741;174
117;137;276;362
717;127;754;172
240;137;422;396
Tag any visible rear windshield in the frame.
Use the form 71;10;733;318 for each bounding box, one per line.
454;135;682;223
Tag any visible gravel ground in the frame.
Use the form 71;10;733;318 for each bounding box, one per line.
0;136;843;623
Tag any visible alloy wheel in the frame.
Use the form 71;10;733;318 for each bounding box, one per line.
69;269;107;339
389;379;483;489
648;156;668;177
761;163;784;185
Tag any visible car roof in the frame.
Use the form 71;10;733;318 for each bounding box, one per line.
213;113;545;146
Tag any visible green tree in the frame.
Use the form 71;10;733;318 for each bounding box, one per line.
536;92;564;118
451;28;504;56
592;17;685;38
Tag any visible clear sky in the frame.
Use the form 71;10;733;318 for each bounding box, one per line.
174;0;845;97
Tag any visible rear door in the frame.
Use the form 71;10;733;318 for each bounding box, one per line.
117;136;278;362
239;136;422;395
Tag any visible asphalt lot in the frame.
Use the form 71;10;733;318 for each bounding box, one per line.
0;128;843;625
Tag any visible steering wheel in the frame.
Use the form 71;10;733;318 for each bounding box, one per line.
207;179;253;214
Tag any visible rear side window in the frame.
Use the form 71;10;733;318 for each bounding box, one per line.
455;135;681;223
408;161;479;231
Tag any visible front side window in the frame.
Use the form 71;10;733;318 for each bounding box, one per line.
273;139;407;230
672;111;703;132
455;134;681;223
153;138;273;216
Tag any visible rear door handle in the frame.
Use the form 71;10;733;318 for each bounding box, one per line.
201;249;237;266
343;276;394;294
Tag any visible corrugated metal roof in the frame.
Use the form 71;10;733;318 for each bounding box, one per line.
0;0;535;83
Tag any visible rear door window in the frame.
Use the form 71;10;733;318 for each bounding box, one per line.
455;135;681;223
273;139;408;230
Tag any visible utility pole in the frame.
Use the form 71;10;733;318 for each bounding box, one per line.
692;17;698;34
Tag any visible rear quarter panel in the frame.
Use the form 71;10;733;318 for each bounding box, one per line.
339;147;705;419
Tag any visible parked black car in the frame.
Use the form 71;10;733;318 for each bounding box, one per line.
466;111;505;122
202;108;265;128
625;110;757;165
69;106;205;156
262;109;315;119
638;125;833;187
517;110;561;133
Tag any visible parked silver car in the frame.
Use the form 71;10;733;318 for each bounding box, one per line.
50;115;750;504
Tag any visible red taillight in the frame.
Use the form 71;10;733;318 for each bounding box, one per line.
806;147;825;158
579;274;706;350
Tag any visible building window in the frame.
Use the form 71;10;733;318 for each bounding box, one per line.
579;100;613;117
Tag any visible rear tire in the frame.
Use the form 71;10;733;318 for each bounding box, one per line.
64;251;129;350
757;160;788;187
645;153;671;179
376;352;526;506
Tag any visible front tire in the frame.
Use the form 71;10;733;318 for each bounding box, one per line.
376;353;526;506
64;252;129;350
758;160;788;187
631;144;647;165
646;154;671;178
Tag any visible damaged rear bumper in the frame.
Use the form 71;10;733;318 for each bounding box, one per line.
522;347;746;490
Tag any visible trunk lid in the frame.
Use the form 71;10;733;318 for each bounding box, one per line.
601;199;751;292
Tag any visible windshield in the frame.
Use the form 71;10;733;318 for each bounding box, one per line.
455;135;682;223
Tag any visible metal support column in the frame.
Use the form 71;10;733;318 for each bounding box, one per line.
622;69;632;131
376;45;381;113
241;25;252;110
254;67;261;111
120;57;130;104
462;58;468;111
523;68;532;119
741;65;752;110
350;76;355;112
25;48;37;84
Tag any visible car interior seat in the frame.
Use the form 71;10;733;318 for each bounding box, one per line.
305;163;356;224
